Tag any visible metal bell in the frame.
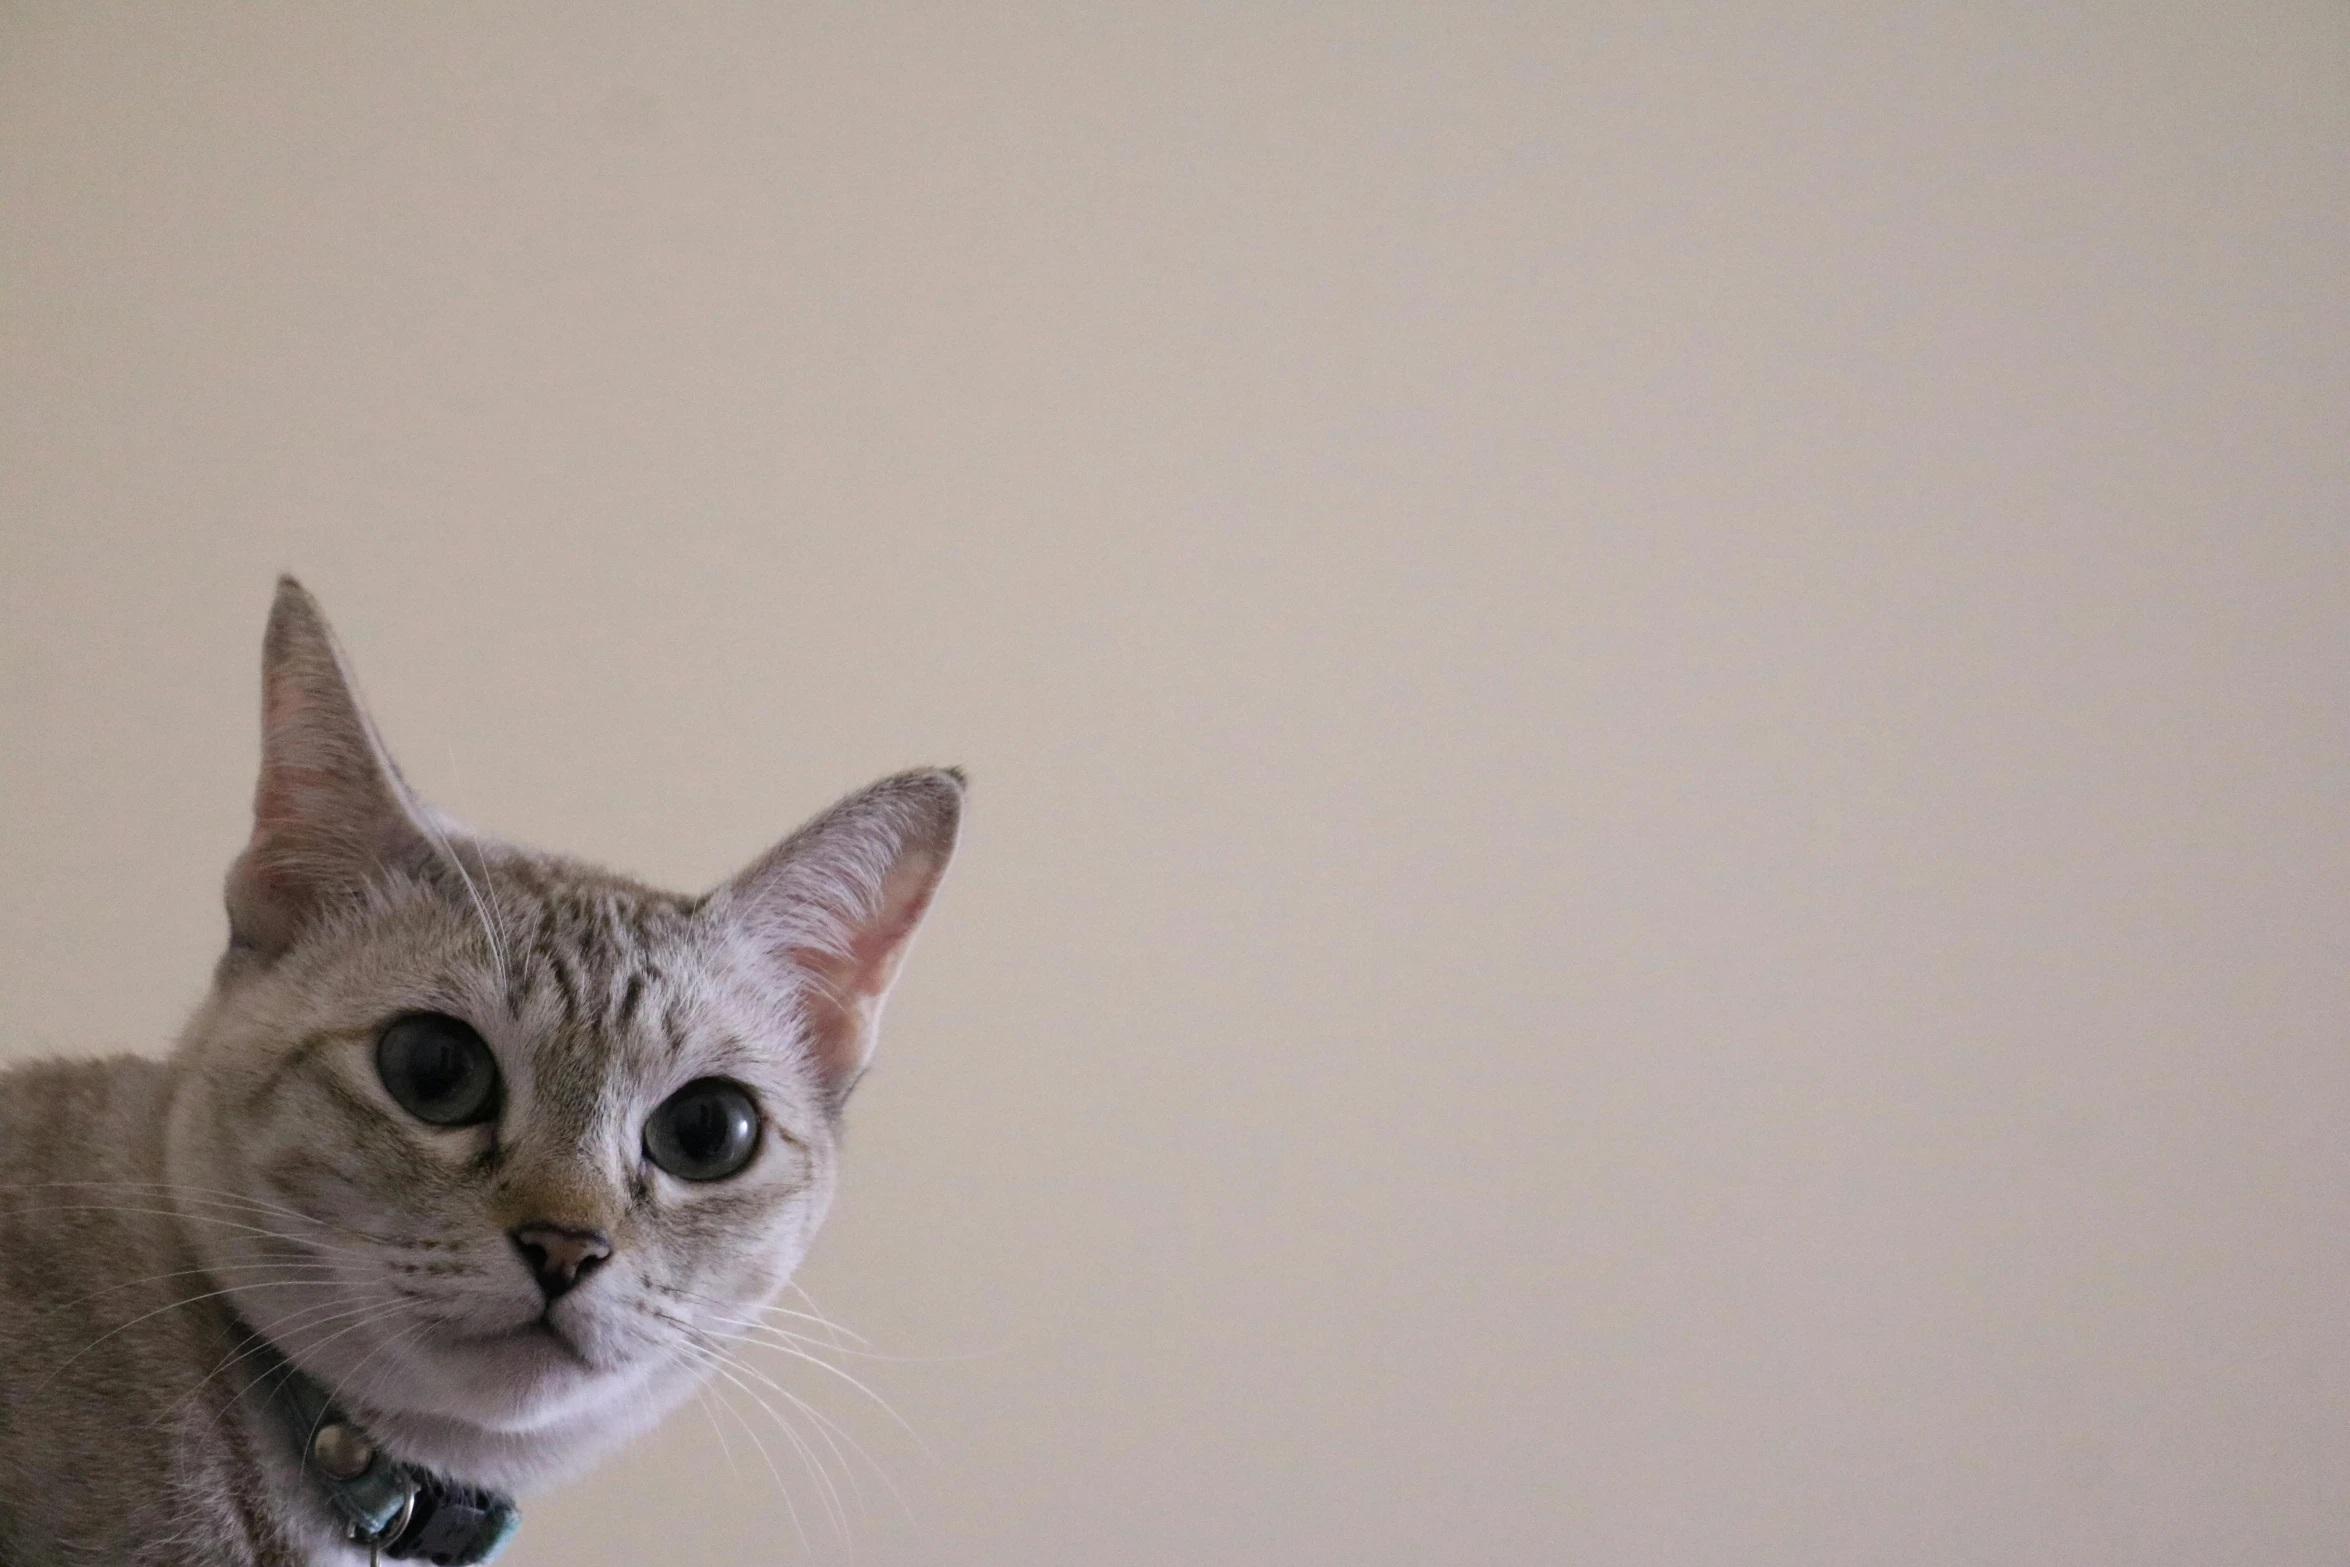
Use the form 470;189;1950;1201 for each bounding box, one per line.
309;1421;375;1481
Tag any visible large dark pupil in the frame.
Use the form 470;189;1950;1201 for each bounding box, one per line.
412;1035;470;1103
677;1093;732;1159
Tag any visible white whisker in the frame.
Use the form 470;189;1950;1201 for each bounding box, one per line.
0;1197;374;1259
35;1260;342;1325
692;1328;914;1528
693;1350;816;1559
693;1383;743;1480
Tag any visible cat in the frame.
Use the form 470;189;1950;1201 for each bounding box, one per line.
0;578;963;1565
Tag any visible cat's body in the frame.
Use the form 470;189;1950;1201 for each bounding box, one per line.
0;581;963;1564
0;1056;331;1564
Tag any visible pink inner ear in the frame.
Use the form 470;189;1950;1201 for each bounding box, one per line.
254;759;358;834
719;765;963;1097
230;583;436;956
788;851;947;1090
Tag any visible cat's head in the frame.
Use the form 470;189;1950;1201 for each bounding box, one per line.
164;578;961;1489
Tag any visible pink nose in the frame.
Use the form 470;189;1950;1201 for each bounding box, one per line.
509;1221;613;1301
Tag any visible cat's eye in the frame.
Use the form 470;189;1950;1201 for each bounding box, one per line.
375;1013;501;1127
643;1078;761;1182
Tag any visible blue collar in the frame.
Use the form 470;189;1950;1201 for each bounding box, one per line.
247;1327;521;1564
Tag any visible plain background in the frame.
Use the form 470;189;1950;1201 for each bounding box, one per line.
3;5;2347;1564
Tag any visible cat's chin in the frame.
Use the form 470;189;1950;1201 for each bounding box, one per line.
352;1325;697;1491
461;1317;597;1370
359;1367;695;1494
390;1315;650;1424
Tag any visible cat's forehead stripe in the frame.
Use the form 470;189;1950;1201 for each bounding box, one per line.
542;948;583;1029
478;860;701;1040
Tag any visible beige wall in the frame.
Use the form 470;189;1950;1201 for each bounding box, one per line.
4;5;2347;1563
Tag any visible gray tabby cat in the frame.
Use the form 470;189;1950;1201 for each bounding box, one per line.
0;579;963;1564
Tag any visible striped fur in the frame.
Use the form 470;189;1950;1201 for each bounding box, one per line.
0;580;962;1563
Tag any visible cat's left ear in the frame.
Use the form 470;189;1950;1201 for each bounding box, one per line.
707;769;965;1102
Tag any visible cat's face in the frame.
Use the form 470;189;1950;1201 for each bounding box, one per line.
163;580;960;1489
171;857;839;1467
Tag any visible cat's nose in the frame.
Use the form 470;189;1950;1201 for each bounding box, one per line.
509;1221;613;1302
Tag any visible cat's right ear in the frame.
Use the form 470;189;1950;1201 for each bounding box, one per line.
223;577;432;960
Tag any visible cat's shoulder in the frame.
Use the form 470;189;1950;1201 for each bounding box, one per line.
0;1050;168;1097
0;1053;171;1177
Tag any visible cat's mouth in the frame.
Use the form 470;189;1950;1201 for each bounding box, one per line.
521;1317;596;1368
464;1313;596;1371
